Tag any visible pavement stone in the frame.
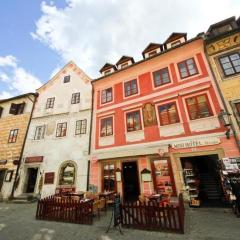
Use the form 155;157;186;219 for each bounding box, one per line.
0;202;239;240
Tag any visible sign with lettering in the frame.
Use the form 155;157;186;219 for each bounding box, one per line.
172;137;220;149
44;172;55;184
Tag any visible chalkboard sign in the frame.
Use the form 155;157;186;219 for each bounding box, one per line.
113;194;121;226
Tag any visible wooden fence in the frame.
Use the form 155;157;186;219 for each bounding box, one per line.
121;194;185;234
36;196;94;225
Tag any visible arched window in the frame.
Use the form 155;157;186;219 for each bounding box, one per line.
59;162;76;185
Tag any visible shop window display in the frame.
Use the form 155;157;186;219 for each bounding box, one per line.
59;163;75;185
151;159;173;196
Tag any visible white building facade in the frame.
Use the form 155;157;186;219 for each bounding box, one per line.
15;62;92;198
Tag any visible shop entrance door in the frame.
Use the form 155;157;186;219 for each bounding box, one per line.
25;168;38;193
0;170;6;192
181;154;224;206
122;161;140;202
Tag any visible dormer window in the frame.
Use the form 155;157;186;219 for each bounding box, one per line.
149;50;157;57
164;32;187;50
142;43;162;59
116;56;135;70
216;24;232;34
9;102;25;115
171;40;181;47
104;70;111;76
63;75;70;83
99;63;116;76
121;63;128;69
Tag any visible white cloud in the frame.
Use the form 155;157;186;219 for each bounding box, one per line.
32;0;240;78
0;55;42;99
0;55;17;68
0;91;12;99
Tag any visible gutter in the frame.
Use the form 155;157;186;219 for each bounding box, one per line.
203;42;240;151
10;93;39;199
86;86;94;191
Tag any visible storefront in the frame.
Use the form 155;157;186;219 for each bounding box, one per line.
90;135;240;205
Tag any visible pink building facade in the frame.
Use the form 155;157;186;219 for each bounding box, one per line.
89;34;240;204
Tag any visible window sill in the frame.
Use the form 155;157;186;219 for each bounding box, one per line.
125;130;144;142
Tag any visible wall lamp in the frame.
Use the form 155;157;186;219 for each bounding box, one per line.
218;109;232;139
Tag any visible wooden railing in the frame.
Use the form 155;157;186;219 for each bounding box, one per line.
36;195;94;225
121;194;185;234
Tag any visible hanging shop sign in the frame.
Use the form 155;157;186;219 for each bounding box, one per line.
171;137;220;149
141;168;152;182
0;160;7;165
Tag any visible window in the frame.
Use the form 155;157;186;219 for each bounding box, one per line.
149;50;157;57
56;122;67;137
171;40;181;47
124;79;138;97
178;58;198;79
8;129;18;143
34;126;45;140
219;53;240;76
126;110;142;132
63;75;70;83
186;94;213;120
121;62;128;69
71;92;80;104
101;88;112;104
153;68;171;87
59;162;75;185
102;163;116;192
104;70;111;76
216;24;232;34
235;102;240;117
158;103;179;125
0;107;3;118
75;119;87;135
46;97;55;109
9;102;25;115
100;117;113;137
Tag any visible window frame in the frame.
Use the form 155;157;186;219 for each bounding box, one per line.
100;117;113;137
101;87;113;104
158;102;180;126
71;92;80;104
34;125;45;140
126;110;142;132
124;79;138;97
56;122;67;137
8;129;19;143
177;57;198;79
63;75;70;83
46;97;55;109
152;67;171;88
101;162;116;192
75;119;87;135
185;93;213;121
0;106;3;118
219;52;240;77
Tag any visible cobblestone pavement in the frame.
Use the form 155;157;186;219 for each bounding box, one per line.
0;202;240;240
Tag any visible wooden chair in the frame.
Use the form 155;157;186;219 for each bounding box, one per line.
92;200;100;219
98;198;106;212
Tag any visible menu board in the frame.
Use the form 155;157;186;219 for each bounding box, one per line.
152;159;173;195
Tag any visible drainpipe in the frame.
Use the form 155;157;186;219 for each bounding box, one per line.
87;85;94;191
10;93;38;199
203;40;240;151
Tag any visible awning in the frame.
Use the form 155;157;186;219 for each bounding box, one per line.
25;156;43;163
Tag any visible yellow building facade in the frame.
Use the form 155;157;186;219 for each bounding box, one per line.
205;16;240;148
0;93;37;200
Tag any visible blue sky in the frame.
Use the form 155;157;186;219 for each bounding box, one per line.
0;0;239;99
